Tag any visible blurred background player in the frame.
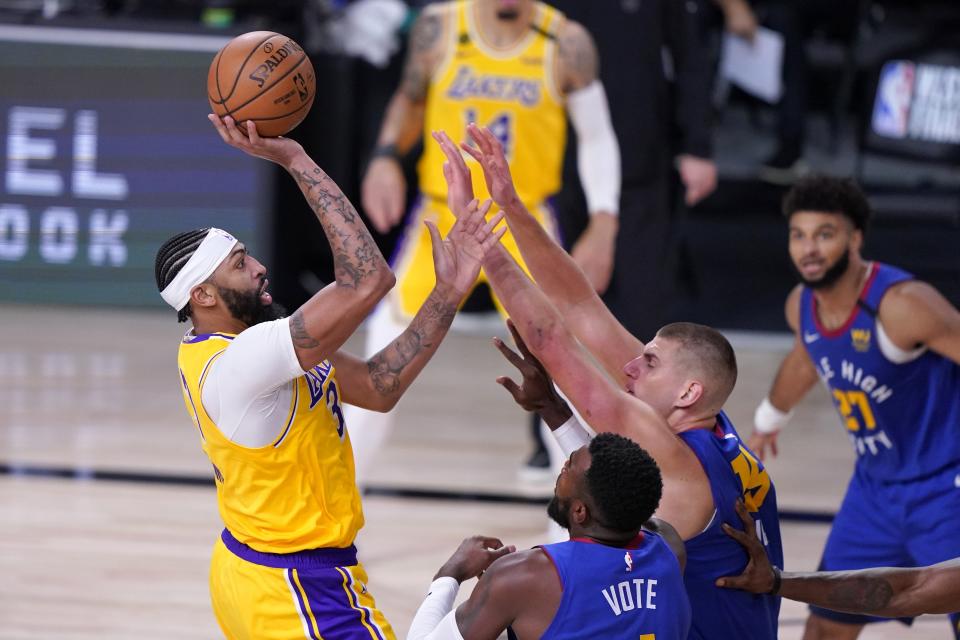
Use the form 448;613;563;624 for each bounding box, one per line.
351;0;622;484
405;434;692;640
748;175;960;639
439;127;783;639
154;115;504;638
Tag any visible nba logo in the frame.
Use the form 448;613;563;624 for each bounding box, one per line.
872;61;915;139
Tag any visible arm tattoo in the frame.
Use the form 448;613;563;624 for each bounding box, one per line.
289;310;320;348
824;577;895;612
291;166;386;289
401;12;441;101
367;289;456;395
558;26;598;91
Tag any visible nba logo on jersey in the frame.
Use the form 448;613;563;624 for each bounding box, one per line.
851;328;871;352
624;551;633;572
871;60;915;139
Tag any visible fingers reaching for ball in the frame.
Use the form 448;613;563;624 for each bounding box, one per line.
207;114;305;169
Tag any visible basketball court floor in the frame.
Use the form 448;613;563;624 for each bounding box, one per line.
0;304;951;638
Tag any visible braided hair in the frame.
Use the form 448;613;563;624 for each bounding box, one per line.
155;228;210;322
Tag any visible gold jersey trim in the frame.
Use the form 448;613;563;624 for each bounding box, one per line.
464;1;542;60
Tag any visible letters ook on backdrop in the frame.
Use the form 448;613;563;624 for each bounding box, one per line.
0;28;271;306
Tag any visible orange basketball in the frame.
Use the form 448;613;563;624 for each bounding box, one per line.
207;31;316;138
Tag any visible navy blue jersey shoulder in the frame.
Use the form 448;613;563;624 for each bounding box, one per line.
539;533;690;640
679;412;782;640
800;262;960;481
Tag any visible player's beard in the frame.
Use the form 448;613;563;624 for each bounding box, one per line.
547;495;571;530
218;282;286;327
792;248;851;290
496;8;520;20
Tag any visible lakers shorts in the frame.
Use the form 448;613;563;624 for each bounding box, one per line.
811;463;960;634
210;529;396;640
389;194;558;320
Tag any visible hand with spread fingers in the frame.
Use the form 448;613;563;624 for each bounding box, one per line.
207;114;304;169
716;499;778;594
435;536;517;583
428;198;506;298
461;123;522;209
493;320;573;429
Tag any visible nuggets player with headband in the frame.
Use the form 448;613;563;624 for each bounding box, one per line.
406;434;691;640
748;175;960;640
154;115;505;639
437;129;783;640
351;0;621;482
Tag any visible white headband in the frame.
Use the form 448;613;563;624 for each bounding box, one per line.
160;228;239;311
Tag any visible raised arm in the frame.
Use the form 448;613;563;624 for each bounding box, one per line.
480;245;657;442
437;132;707;536
482;242;710;537
210;116;394;371
361;5;447;233
718;500;960;617
333;202;506;411
446;127;641;385
749;285;819;460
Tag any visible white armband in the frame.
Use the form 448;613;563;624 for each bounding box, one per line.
567;81;621;216
754;397;794;435
407;578;461;640
552;414;593;456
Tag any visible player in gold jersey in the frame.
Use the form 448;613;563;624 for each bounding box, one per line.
154;115;505;639
353;0;622;484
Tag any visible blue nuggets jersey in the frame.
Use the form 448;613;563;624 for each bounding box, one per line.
800;262;960;481
679;412;783;640
539;533;691;640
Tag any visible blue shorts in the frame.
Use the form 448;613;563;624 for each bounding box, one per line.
811;462;960;632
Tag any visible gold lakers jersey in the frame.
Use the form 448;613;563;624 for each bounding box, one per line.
418;0;567;205
177;332;363;553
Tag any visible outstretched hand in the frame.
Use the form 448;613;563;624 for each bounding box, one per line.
461;124;521;208
427;198;506;297
715;500;777;594
432;130;475;217
493;320;572;428
208;114;303;168
436;535;516;584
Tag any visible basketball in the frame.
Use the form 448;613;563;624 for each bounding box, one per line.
207;31;316;137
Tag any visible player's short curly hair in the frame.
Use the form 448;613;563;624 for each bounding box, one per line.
155;228;210;322
585;433;663;532
782;175;872;232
